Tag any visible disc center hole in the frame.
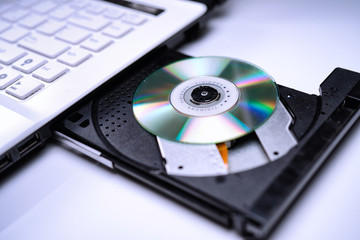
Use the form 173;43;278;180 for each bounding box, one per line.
190;86;220;105
201;91;208;96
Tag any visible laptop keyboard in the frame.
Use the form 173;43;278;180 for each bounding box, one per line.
0;0;149;100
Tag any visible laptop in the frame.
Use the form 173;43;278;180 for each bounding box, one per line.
0;0;212;173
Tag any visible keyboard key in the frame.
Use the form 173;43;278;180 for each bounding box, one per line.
16;0;40;8
49;5;76;20
102;23;133;38
52;0;70;3
56;26;91;44
103;9;125;19
2;7;30;22
0;68;22;89
6;77;44;100
36;19;66;36
68;12;111;31
122;13;147;26
81;35;113;52
70;0;89;9
57;48;91;67
12;54;47;74
18;13;47;29
0;44;27;65
0;20;11;33
0;26;29;43
32;1;58;14
85;2;107;14
33;62;68;82
18;33;70;58
0;3;14;14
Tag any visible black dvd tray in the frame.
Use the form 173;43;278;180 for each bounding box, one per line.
53;47;360;239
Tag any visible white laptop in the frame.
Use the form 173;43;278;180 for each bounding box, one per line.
0;0;207;172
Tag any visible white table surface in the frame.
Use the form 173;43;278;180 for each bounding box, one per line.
1;0;360;239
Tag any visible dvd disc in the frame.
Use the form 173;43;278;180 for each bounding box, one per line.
133;57;279;144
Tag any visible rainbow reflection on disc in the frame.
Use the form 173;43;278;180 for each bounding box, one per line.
133;57;279;144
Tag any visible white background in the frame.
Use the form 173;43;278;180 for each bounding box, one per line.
1;0;360;239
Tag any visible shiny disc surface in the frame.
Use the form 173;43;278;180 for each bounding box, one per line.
133;57;279;144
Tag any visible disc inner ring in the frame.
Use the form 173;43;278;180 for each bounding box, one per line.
170;76;240;117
